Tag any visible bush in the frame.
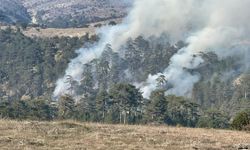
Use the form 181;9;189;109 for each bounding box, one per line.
243;124;250;131
196;116;229;129
196;117;213;128
231;111;250;130
196;109;230;129
108;21;117;26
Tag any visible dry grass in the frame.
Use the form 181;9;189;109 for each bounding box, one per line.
0;18;123;38
22;18;122;38
23;27;96;38
0;25;96;38
0;120;249;150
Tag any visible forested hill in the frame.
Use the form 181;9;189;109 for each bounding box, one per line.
0;27;94;100
0;0;129;28
21;0;129;28
0;0;31;24
0;27;249;129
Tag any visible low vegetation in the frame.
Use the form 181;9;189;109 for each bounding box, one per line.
232;110;250;130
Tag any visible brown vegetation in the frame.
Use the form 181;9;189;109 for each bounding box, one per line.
23;27;96;38
0;120;249;150
22;18;122;38
0;18;122;38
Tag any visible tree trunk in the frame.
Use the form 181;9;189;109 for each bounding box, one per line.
119;112;122;124
245;90;247;99
123;111;126;124
102;110;105;122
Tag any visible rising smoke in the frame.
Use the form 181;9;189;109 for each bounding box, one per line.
54;0;250;99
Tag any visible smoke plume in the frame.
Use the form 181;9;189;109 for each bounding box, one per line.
138;0;250;98
54;0;250;99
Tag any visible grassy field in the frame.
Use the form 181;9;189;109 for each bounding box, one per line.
0;120;249;150
0;18;123;38
22;27;96;38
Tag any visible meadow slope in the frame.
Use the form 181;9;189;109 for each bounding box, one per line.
0;120;249;150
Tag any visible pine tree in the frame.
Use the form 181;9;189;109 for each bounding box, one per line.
147;90;168;123
96;86;109;122
58;94;75;119
109;83;143;124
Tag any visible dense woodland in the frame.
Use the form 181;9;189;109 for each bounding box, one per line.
0;28;249;130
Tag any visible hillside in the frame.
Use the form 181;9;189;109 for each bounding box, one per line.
0;28;249;127
0;28;87;101
0;0;30;24
0;0;129;27
20;0;129;28
0;120;249;150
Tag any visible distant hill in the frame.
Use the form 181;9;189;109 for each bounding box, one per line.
0;0;129;28
20;0;129;28
0;0;30;24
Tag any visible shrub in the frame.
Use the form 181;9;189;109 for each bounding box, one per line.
243;124;250;131
231;111;250;130
197;110;229;129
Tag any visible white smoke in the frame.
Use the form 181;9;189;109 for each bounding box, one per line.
138;0;250;98
53;24;129;98
54;0;250;99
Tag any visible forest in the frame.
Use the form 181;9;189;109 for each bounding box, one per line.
0;27;249;130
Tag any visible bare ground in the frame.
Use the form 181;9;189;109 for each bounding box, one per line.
0;120;249;150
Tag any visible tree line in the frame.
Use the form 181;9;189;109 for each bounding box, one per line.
0;82;249;130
